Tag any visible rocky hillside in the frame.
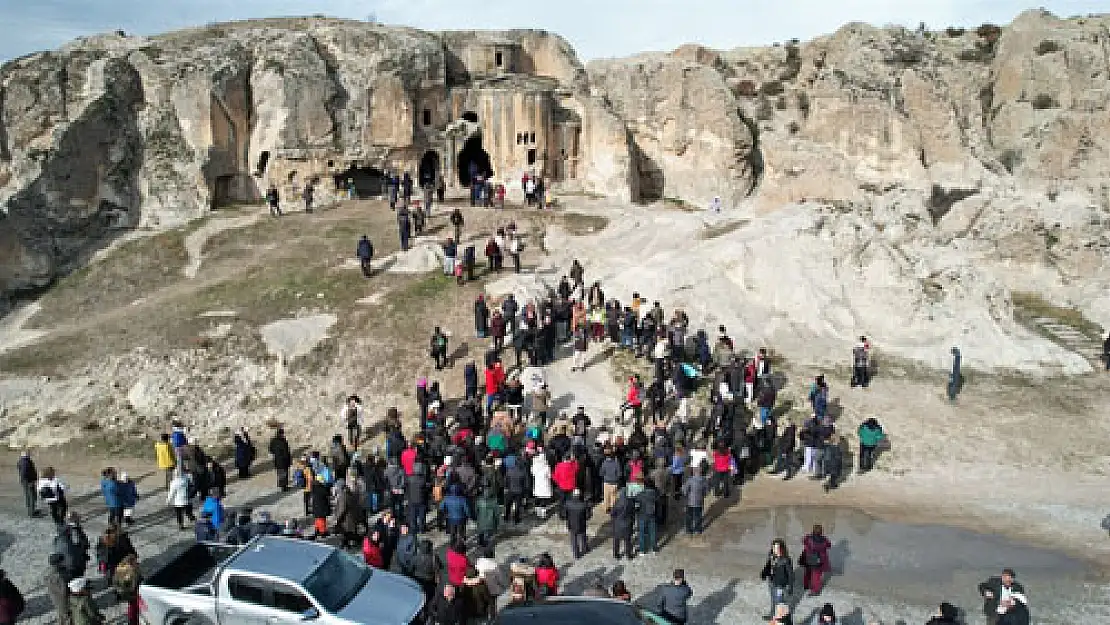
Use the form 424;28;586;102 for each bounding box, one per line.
584;9;1110;357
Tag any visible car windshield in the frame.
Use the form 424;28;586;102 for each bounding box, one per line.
301;551;371;612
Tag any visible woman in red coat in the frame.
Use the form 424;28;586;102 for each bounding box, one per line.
534;553;559;597
446;539;470;587
362;530;385;568
800;524;832;595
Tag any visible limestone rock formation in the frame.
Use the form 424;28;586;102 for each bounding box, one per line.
588;54;756;208
0;19;635;308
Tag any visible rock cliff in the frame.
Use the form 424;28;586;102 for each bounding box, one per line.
0;18;632;309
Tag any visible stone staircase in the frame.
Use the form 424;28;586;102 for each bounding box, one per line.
1028;315;1106;368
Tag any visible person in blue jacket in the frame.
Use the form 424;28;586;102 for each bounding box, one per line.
117;472;138;526
100;468;123;526
201;489;226;531
439;483;472;545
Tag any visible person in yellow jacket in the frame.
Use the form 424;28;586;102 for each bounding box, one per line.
154;434;176;489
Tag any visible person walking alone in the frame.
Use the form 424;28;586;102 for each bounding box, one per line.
16;451;38;518
266;184;281;217
800;524;832;595
759;539;795;618
948;346;962;402
357;235;374;278
166;470;196;530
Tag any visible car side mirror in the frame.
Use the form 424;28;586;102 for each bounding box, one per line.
301;608;319;621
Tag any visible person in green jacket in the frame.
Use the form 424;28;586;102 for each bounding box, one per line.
67;578;104;625
857;418;885;473
475;492;500;549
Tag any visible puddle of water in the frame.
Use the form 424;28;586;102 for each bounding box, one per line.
720;505;1108;620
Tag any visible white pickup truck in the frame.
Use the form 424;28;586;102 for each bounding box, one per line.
139;537;425;625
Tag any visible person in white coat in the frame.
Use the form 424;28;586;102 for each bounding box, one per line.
166;470;196;530
531;453;553;511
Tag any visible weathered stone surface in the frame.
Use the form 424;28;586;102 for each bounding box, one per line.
588;55;756;209
0;19;631;306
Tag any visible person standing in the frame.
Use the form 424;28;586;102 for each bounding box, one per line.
948;346;962;402
233;428;254;480
926;602;961;625
656;569;693;625
44;553;72;625
759;539;795;618
979;568;1026;625
820;436;843;493
112;553;141;625
16;451;38;517
0;569;25;625
564;490;591;559
1103;332;1110;372
681;466;708;535
428;583;463;625
422;181;434;216
430;327;450;371
800;524;832;595
268;428;293;490
609;489;635;560
571;327;589;372
266;184;281;217
508;234;522;273
302;180;315;214
117;472;138;525
154;435;176;490
850;336;870;388
635;477;660;555
449;208;465;244
397;206;412;251
437;175;446;204
346;178;356;200
166;470;196;530
357;235;374;278
856;418;885;473
67;578;104;625
388;173;400;209
401;172;414;207
56;514;91;582
475;490;500;549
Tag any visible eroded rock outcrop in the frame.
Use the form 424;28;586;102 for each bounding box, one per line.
0;19;634;308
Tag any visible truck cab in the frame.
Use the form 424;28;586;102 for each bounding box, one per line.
140;537;424;625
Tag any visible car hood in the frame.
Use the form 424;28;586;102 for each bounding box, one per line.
335;571;424;625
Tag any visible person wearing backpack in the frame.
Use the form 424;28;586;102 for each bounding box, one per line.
800;524;832;595
0;569;25;625
357;235;374;278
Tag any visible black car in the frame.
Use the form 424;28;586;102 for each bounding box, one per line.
494;597;672;625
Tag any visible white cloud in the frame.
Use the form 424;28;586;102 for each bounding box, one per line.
0;0;1106;62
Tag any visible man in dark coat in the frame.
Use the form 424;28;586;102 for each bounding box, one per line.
502;461;529;524
357;236;374;278
656;569;693;624
428;584;463;625
609;489;635;560
474;295;490;338
978;569;1026;625
44;553;72;625
268;429;293;491
565;490;591;559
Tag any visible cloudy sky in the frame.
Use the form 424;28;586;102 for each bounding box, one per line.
0;0;1105;62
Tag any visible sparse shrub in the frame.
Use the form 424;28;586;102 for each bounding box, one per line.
776;96;788;110
788;121;801;135
976;23;1002;41
756;97;775;121
735;80;758;97
1035;40;1061;55
1031;94;1059;109
945;27;966;37
761;80;785;96
797;91;811;119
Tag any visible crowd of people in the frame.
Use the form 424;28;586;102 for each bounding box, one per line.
5;198;1038;625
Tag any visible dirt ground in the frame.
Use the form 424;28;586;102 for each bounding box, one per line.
1;194;1110;623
